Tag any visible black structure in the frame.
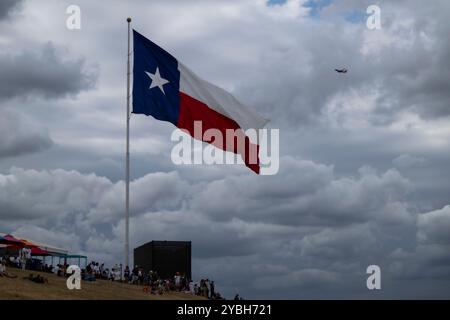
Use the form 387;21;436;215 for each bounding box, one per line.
134;241;191;279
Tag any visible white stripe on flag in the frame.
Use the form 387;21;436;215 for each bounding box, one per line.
178;63;269;132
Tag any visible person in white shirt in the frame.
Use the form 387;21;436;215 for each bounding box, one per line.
174;273;181;290
19;249;26;270
188;281;195;294
20;247;31;270
54;264;60;275
114;266;121;281
205;279;211;298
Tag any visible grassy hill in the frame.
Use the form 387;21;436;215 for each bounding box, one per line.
0;268;204;300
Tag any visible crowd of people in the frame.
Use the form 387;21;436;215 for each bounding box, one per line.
112;264;225;299
77;261;225;299
0;253;232;299
84;261;122;281
0;248;32;271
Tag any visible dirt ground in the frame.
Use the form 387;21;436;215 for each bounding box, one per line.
0;268;204;300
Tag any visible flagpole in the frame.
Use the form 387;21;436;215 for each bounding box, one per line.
125;17;132;273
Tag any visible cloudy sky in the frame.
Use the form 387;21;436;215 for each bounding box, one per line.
1;0;450;299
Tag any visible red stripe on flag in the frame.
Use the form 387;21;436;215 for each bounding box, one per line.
177;92;260;174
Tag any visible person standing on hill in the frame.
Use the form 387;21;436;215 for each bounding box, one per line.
210;281;215;298
174;272;181;291
123;265;130;282
19;248;29;270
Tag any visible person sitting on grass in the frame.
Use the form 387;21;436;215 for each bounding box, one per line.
9;256;19;268
84;271;96;282
0;259;17;278
0;259;7;276
23;273;48;284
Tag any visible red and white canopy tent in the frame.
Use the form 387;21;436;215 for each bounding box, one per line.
0;234;26;247
1;232;87;268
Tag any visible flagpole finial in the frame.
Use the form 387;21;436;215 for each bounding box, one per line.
127;17;131;23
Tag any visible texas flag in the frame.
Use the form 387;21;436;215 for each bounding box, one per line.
132;30;269;174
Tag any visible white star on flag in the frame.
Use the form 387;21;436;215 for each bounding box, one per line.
145;67;169;94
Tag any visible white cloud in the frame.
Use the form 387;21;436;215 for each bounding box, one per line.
418;205;450;245
393;154;427;168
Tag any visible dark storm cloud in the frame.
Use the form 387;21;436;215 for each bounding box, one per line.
1;157;447;298
418;205;450;245
0;167;111;221
0;109;52;158
0;0;23;20
0;34;96;159
371;1;450;120
191;157;411;227
0;42;97;100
